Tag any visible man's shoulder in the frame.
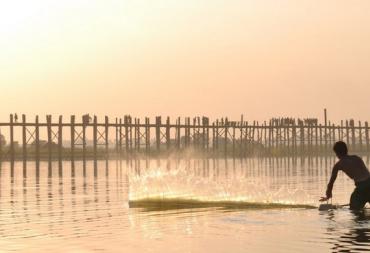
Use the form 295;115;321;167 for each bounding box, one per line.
348;155;363;162
337;155;364;167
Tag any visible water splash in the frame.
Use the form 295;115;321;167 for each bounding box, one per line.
128;160;317;209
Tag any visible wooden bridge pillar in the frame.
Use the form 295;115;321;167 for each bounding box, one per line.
240;116;244;156
22;114;27;161
176;117;181;149
264;121;268;155
212;122;215;154
252;121;256;154
124;116;129;155
359;121;363;151
70;115;75;161
215;119;219;152
47;115;52;161
9;114;14;161
192;118;197;149
350;120;356;151
275;120;280;153
58;116;63;161
188;117;192;147
270;120;275;154
345;120;350;149
232;122;236;157
105;116;109;158
134;118;137;151
268;120;272;155
82;115;87;161
128;116;133;152
145;117;150;154
300;122;304;155
166;117;170;150
186;117;191;148
115;118;119;154
155;116;161;152
136;118;141;152
336;124;341;144
332;123;336;148
35;115;40;161
119;118;123;156
203;117;209;153
224;118;228;156
93;115;98;159
306;123;311;155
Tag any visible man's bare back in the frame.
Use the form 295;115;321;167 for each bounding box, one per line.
334;155;370;182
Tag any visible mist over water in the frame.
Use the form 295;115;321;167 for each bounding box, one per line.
0;157;369;252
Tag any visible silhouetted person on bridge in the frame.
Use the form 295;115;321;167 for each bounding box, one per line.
320;141;370;210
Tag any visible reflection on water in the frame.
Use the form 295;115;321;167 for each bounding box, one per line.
320;210;370;252
0;157;369;252
0;160;128;252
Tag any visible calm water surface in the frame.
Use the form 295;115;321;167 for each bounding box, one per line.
0;157;370;253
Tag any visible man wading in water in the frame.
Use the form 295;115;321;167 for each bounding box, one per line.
320;141;370;210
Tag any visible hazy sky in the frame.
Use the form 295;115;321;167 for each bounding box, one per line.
1;0;370;123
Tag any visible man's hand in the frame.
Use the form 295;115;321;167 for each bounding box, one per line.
319;196;331;202
320;190;332;202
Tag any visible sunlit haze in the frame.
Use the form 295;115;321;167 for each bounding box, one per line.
1;0;370;122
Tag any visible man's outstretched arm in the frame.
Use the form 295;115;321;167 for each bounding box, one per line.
320;164;339;202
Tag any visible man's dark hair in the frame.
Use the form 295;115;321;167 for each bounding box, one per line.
333;141;348;156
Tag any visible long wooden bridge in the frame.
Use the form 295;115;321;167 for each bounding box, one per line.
0;110;369;160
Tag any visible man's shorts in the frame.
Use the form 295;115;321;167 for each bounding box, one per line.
350;178;370;210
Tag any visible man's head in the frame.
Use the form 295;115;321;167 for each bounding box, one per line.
333;141;348;158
